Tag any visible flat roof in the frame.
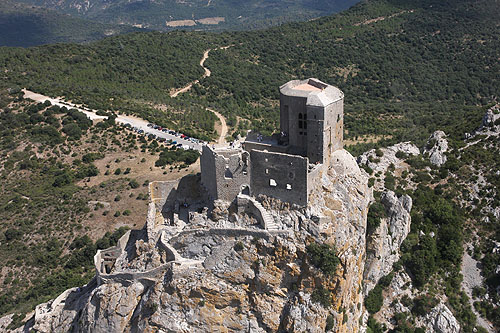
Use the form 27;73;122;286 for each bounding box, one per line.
280;78;343;107
292;83;322;92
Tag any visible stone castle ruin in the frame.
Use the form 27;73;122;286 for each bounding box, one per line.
25;79;374;333
201;78;344;206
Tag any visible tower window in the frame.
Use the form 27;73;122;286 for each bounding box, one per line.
298;113;307;134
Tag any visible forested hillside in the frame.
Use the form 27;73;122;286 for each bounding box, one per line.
11;0;360;31
1;0;498;148
0;0;139;47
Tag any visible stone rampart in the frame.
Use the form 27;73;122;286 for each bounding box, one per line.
250;149;309;206
201;145;250;202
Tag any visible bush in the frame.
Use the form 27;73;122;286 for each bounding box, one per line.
233;241;244;252
365;285;383;314
122;210;131;216
412;295;438;316
367;201;386;234
311;287;332;307
114;168;121;175
307;242;340;276
62;123;82;139
325;314;334;331
129;179;140;189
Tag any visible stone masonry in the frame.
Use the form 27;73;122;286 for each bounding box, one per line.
200;78;344;206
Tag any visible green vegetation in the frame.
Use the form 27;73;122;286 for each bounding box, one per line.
365;272;394;314
1;0;497;144
155;148;200;167
11;0;359;33
307;242;340;276
0;0;138;47
311;286;332;308
366;200;386;234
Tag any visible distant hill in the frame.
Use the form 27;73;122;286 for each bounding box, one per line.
0;1;140;47
10;0;361;31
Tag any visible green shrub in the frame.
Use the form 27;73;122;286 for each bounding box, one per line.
307;242;340;276
129;179;140;189
233;241;244;252
367;201;386;234
311;287;331;307
325;314;334;331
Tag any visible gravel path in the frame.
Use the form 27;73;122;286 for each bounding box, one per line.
461;246;495;333
22;89;203;151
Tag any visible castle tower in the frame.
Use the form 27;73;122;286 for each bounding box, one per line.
279;78;344;164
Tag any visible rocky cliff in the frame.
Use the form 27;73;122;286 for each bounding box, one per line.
363;191;412;295
17;149;371;332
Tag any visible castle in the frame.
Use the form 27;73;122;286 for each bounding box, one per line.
201;78;344;206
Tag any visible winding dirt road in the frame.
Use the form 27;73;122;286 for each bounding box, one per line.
170;46;232;145
170;49;211;98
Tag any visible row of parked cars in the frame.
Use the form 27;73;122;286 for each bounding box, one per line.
146;123;205;146
121;123;206;150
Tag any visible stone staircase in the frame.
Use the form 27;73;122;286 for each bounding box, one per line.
237;194;278;230
250;197;278;231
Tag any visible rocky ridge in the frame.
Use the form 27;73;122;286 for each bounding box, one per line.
423;130;448;167
15;149;371;332
363;191;412;295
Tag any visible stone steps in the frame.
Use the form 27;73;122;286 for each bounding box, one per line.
252;199;278;231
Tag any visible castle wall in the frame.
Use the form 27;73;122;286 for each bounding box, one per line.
324;99;344;160
242;141;288;155
307;164;323;196
201;145;250;202
200;145;218;199
250;150;309;206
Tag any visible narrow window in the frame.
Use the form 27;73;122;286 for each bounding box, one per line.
224;167;233;179
269;179;277;187
265;169;269;174
298;113;303;129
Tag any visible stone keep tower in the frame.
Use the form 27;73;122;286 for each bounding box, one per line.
279;78;344;164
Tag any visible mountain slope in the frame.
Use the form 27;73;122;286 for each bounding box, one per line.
11;0;361;31
0;1;139;47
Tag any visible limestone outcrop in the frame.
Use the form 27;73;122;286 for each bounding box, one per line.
363;191;412;295
423;303;461;333
478;104;500;133
423;130;448;167
18;149;371;333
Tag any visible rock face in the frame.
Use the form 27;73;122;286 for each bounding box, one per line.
424;303;460;333
20;149;371;333
423;130;448;167
478;104;500;133
363;191;412;295
357;142;420;191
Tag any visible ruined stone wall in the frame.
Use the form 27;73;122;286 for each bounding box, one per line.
201;146;250;202
250;150;309;206
200;145;218;199
242;141;288;155
307;163;323;197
